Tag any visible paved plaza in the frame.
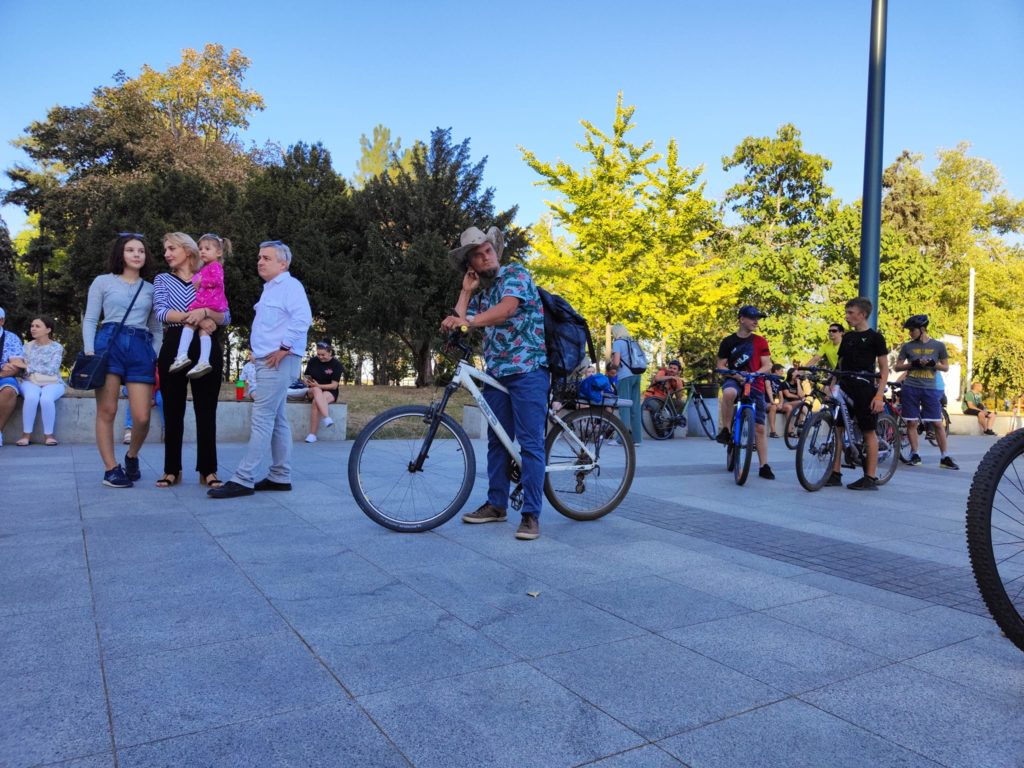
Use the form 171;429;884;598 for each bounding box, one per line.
2;433;1022;767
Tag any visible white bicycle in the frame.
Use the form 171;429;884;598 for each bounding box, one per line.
347;332;636;532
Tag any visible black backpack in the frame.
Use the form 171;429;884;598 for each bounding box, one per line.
537;287;595;379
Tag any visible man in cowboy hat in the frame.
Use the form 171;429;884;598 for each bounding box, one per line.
441;226;548;540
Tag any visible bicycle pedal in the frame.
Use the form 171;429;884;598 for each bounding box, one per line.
509;484;525;511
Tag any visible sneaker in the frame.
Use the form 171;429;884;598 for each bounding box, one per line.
122;429;132;445
939;456;960;470
186;361;212;379
716;428;731;445
168;355;192;373
304;433;317;443
847;475;879;491
103;465;134;488
322;417;334;428
515;514;540;540
907;453;922;466
461;503;507;524
124;454;141;481
984;429;997;436
758;465;776;480
824;471;843;487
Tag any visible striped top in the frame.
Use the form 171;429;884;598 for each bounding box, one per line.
154;272;232;327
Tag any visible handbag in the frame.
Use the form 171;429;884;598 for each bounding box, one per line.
70;281;145;390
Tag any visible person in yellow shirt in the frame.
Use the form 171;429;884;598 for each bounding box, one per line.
804;323;844;369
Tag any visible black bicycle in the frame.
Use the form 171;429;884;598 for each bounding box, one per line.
641;378;716;441
966;429;1024;651
795;369;900;491
784;370;832;451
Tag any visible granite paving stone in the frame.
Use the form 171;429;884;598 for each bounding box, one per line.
658;560;828;610
902;633;1024;699
585;745;686;766
358;663;645;768
532;634;784;740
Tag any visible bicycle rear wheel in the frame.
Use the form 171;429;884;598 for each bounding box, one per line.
796;410;837;491
966;429;1024;651
544;410;636;521
874;413;900;486
348;405;476;532
784;402;808;450
896;416;913;463
693;394;716;440
734;407;755;485
641;396;674;440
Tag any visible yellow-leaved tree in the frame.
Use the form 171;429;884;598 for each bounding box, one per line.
520;94;734;368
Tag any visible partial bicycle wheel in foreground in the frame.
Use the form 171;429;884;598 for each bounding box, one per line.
966;429;1024;651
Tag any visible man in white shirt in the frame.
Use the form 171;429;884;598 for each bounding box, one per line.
209;241;312;498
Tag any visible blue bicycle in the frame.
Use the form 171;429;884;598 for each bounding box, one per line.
716;369;781;485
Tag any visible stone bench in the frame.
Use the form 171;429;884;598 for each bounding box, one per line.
3;393;346;445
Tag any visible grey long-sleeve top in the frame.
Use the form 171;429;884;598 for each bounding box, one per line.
82;273;163;354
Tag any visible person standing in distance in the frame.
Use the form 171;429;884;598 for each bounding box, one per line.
894;314;959;470
209;240;312;498
440;226;548;541
716;305;775;480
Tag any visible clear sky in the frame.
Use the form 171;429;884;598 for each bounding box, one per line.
1;0;1021;238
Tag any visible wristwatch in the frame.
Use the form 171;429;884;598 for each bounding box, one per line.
279;345;291;353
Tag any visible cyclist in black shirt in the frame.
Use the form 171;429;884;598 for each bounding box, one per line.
829;297;889;491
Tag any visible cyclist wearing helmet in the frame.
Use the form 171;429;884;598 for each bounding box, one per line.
895;314;959;470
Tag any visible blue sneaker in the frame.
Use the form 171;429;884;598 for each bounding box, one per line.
124;454;141;481
103;465;134;488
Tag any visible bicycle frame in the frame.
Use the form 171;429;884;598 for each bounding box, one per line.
732;380;756;442
413;358;597;475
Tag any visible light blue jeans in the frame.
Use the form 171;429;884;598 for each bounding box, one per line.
230;355;300;488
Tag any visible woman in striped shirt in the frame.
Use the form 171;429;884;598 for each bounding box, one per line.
153;232;228;488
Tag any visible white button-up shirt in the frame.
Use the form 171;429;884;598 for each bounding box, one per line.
250;272;312;359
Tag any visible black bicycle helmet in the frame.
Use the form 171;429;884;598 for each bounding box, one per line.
903;314;929;330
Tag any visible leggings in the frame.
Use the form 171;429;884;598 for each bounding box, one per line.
20;381;66;434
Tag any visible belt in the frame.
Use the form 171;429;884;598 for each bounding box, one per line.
101;323;152;338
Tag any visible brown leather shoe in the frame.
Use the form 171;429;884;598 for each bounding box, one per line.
461;503;507;524
515;514;540;540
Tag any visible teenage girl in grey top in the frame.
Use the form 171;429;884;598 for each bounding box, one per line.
82;234;163;488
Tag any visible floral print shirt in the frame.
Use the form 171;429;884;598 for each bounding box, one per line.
471;263;547;379
24;340;64;377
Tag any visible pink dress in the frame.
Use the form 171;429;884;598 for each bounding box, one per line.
189;262;229;313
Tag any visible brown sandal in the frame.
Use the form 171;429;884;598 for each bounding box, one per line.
156;472;181;488
200;473;224;489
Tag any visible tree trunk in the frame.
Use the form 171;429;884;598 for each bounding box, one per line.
414;340;434;388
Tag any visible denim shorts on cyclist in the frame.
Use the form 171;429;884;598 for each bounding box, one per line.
95;323;157;384
722;378;766;424
900;385;943;422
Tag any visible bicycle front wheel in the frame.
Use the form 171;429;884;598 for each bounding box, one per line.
544;410;636;521
734;407;755;486
896;416;913;463
347;405;476;532
796;410;837;491
966;429;1024;651
784;403;808;451
641;396;674;440
693;395;716;440
874;413;900;486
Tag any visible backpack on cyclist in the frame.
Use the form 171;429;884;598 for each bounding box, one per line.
624;338;648;375
538;287;596;379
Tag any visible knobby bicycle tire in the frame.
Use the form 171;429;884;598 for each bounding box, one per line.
641;396;674;440
348;405;476;532
784;402;809;451
544;409;636;521
966;429;1024;651
874;413;900;486
693;394;716;440
734;407;755;486
796;410;837;492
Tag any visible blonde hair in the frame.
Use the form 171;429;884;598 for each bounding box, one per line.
198;233;233;264
611;323;631;340
163;232;202;273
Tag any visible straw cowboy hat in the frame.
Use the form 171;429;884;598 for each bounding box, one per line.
448;226;504;272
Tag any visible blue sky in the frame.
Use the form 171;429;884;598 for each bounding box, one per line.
1;0;1021;238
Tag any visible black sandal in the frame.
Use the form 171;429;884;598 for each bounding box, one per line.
200;473;224;489
156;472;181;488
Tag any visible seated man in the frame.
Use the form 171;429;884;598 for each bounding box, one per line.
644;358;684;408
962;381;997;436
0;306;27;447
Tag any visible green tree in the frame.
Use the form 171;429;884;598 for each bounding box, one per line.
352;124;416;189
521;93;724;362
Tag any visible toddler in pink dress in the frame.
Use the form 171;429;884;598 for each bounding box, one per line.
169;234;231;379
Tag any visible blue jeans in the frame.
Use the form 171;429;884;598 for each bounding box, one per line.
230;355;301;487
483;368;549;517
616;374;642;443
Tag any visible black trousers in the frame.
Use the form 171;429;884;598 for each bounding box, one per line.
158;326;222;476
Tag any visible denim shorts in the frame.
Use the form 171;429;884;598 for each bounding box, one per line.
95;323;157;384
0;376;20;395
722;379;766;425
901;385;943;422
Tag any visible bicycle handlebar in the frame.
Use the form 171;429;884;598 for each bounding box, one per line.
715;368;782;383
